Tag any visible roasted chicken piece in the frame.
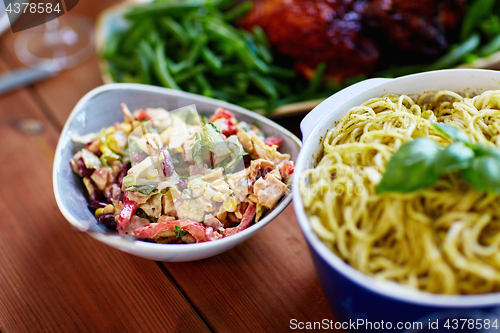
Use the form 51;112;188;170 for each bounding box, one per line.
241;0;380;82
241;0;465;81
357;0;466;59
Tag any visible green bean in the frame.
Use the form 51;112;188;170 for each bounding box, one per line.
223;1;253;22
122;21;153;53
428;34;481;70
268;66;296;78
306;62;326;94
138;40;156;61
343;74;367;86
195;73;213;97
108;66;123;83
460;0;497;41
238;49;269;73
274;91;328;107
181;16;199;39
269;78;291;96
169;62;190;75
106;56;139;72
238;99;269;110
173;64;209;83
147;29;162;47
257;44;273;64
154;42;180;90
248;71;278;99
240;31;258;55
214;64;246;76
480;33;500;56
170;35;207;74
219;85;240;95
187;83;200;94
463;53;479;64
204;18;242;42
104;0;332;115
101;30;122;59
273;95;302;107
187;35;208;64
124;2;204;19
213;42;237;57
191;12;205;36
216;0;238;10
375;64;428;78
234;32;271;71
136;49;151;84
121;74;142;84
203;19;264;75
212;90;232;101
159;17;189;46
235;72;249;93
201;47;222;69
252;26;270;50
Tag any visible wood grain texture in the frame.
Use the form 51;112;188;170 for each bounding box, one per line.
0;0;338;331
0;58;210;333
0;0;122;129
163;205;339;333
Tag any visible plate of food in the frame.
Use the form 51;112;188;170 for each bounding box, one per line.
294;68;500;330
96;0;500;118
53;83;301;261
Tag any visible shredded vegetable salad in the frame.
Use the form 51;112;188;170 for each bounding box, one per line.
70;105;294;243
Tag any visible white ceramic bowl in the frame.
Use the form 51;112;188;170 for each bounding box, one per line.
293;69;500;329
53;83;301;262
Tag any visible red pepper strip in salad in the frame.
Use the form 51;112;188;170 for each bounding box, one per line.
132;220;221;242
224;203;256;237
117;193;140;230
264;137;283;147
136;109;152;121
209;107;238;136
209;107;234;122
220;118;238;137
280;161;294;175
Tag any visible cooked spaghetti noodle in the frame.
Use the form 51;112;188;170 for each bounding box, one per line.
300;90;500;294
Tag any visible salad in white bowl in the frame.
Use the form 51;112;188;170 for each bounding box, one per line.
70;104;294;244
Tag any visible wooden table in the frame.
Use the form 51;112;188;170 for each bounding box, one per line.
0;1;338;332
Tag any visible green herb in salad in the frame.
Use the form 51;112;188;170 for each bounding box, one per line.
70;105;295;244
174;225;187;237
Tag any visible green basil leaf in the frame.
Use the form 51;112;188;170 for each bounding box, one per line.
174;225;187;238
377;138;441;193
433;123;471;144
472;144;500;158
125;184;157;195
433;142;474;174
461;153;500;193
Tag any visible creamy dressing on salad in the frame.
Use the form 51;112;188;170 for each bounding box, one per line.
70;105;294;243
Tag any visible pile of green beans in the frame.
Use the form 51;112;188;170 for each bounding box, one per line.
101;0;334;113
102;0;500;114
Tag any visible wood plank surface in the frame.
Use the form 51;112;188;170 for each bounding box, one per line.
0;0;338;331
0;0;122;130
0;57;210;333
163;205;338;332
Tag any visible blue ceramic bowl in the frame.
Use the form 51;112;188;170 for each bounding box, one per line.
293;69;500;332
53;83;301;262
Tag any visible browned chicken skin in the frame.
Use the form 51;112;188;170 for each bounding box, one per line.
241;0;465;82
357;0;465;58
241;0;380;82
